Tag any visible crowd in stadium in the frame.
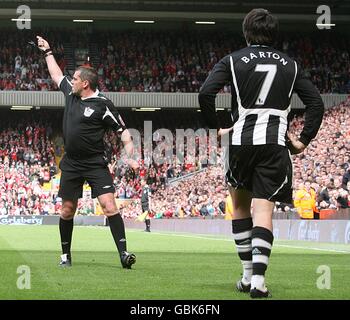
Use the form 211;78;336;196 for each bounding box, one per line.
0;112;58;215
119;99;350;219
105;127;207;201
119;166;228;220
113;103;349;219
95;31;350;94
0;28;349;94
0;29;66;91
0;26;349;217
0;95;349;217
288;98;350;212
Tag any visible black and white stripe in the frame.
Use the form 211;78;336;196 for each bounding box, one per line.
232;218;253;281
229;56;293;146
102;106;125;132
251;227;274;276
233;229;253;260
102;106;120;124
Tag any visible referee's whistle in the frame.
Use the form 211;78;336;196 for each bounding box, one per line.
28;40;39;49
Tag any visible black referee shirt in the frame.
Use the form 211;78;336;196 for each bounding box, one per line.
198;45;324;146
59;76;126;158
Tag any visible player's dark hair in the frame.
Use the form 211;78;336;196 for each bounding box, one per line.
242;8;279;46
76;66;98;90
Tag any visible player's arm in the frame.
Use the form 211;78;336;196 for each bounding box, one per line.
102;102;139;171
36;36;63;86
198;56;231;130
122;129;139;171
289;65;325;153
218;126;234;136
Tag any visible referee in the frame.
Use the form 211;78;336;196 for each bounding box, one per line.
198;9;324;298
37;36;138;269
141;179;152;232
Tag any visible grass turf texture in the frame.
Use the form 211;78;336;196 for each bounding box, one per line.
0;225;349;300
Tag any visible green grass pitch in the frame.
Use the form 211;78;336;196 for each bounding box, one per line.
1;225;350;300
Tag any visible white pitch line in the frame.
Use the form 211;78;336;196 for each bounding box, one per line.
130;230;350;254
130;230;230;242
274;244;350;254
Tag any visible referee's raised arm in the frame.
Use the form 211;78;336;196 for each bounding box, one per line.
36;35;63;86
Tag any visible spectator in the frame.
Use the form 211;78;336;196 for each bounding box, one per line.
1;28;349;94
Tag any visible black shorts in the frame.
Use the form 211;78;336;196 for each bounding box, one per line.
58;154;115;200
225;144;293;203
142;203;149;212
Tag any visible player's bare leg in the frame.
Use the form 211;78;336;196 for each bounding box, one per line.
98;192;136;269
59;199;77;267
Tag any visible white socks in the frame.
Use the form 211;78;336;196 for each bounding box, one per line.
241;260;253;285
251;275;268;292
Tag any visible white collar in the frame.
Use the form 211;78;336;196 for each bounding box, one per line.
81;89;100;100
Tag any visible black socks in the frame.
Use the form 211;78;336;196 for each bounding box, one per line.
108;214;127;255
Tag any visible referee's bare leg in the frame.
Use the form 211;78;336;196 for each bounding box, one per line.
59;199;77;267
98;192;136;269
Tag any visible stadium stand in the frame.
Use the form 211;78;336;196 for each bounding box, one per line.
1;28;349;94
0;111;59;215
1;95;347;217
0;25;349;217
0;98;350;218
119;99;350;219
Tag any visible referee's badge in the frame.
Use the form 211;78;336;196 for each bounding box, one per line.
84;107;95;117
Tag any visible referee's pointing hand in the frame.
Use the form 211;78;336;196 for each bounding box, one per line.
36;36;50;51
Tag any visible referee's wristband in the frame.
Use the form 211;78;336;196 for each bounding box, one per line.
42;48;52;54
44;52;53;58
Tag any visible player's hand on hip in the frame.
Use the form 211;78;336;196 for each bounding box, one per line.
36;36;50;51
286;132;306;154
218;126;234;136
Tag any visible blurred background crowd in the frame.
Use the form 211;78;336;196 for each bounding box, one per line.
1;28;349;94
0;28;349;219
